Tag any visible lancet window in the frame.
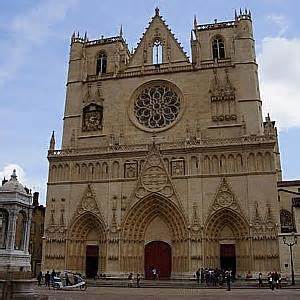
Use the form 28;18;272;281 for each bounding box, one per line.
152;39;163;65
212;37;225;60
96;52;107;75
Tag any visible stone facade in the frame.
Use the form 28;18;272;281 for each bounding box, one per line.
278;180;300;279
42;8;282;278
29;192;45;277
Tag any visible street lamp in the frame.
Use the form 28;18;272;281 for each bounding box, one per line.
283;232;298;286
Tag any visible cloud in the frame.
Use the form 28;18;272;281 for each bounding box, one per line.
0;164;26;183
0;163;46;204
267;14;288;36
0;0;77;87
258;36;300;130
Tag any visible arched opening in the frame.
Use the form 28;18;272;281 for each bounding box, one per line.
121;194;188;276
212;37;225;60
15;211;26;250
204;208;250;276
152;39;163;65
145;241;171;279
67;212;106;276
96;52;107;75
0;209;9;249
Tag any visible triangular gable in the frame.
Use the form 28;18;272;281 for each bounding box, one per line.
75;184;104;220
208;178;245;217
128;143;184;211
128;8;190;67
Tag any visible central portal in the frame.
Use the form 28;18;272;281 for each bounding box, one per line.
220;244;236;275
144;241;171;279
86;245;99;278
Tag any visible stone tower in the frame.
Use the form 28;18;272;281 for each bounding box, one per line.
43;8;281;278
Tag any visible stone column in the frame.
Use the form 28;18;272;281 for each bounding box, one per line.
24;210;32;254
7;210;17;251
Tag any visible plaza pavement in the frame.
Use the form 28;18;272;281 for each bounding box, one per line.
36;286;300;300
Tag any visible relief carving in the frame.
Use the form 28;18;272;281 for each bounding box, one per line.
82;103;103;132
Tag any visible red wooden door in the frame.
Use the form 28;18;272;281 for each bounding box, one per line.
86;245;99;278
144;241;171;279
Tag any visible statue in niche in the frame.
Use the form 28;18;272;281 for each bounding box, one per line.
82;103;103;132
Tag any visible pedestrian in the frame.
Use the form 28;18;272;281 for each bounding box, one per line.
37;271;43;286
136;273;141;288
200;268;204;283
50;269;56;287
65;273;71;286
128;273;134;287
45;271;50;289
226;271;231;291
274;271;279;289
152;268;158;280
258;272;263;288
196;268;200;284
268;273;274;291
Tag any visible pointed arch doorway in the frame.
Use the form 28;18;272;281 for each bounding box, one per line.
205;209;250;275
145;241;171;279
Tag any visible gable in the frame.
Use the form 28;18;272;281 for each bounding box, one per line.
128;8;190;67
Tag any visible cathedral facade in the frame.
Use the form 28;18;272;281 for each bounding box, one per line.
42;8;282;278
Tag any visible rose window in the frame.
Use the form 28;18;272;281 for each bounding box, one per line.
133;83;181;129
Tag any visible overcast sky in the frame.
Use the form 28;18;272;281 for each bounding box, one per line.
0;0;299;204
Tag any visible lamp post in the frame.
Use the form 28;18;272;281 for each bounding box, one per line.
283;232;298;286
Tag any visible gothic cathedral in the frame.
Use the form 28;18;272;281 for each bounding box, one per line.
42;8;282;278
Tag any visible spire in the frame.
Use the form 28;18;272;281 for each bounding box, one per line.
119;24;123;37
190;30;194;42
49;131;55;151
193;15;198;28
155;7;160;16
71;31;75;42
84;31;88;42
235;9;238;20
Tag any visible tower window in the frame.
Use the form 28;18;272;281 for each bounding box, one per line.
96;52;107;75
152;40;163;65
212;38;225;60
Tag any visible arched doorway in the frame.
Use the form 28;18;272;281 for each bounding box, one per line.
121;194;188;277
145;241;171;279
204;209;250;275
67;212;106;276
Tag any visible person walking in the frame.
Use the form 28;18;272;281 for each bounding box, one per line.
268;273;274;291
258;272;263;288
136;273;141;288
196;269;200;284
37;271;43;286
44;271;50;289
226;271;231;291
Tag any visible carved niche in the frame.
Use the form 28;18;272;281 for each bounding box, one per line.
124;161;138;178
82;103;103;132
210;69;237;123
171;159;185;177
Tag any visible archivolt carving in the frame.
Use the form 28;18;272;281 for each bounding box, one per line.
121;194;189;273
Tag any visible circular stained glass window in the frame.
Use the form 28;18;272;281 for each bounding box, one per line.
132;81;182;131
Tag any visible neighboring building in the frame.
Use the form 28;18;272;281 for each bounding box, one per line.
42;8;282;278
0;170;32;272
278;180;300;278
29;192;45;276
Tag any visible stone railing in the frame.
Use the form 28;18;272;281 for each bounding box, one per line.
48;135;276;158
196;21;236;31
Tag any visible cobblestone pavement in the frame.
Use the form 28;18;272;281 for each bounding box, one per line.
36;286;300;300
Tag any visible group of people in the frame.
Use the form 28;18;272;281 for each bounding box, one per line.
196;268;233;289
267;272;282;290
128;273;142;287
37;269;57;288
